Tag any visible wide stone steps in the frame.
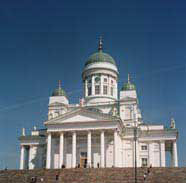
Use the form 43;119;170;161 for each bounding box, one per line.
0;168;186;183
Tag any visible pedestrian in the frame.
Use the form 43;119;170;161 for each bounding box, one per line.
143;173;147;181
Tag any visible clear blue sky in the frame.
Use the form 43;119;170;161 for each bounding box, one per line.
0;0;186;169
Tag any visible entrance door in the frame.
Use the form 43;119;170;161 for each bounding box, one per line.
66;154;72;168
80;152;87;168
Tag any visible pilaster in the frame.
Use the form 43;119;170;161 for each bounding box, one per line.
87;131;92;167
72;131;77;168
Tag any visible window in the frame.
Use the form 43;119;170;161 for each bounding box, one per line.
81;152;87;158
111;87;114;96
111;80;113;84
95;85;100;95
104;78;107;83
141;158;148;167
95;77;100;83
88;87;92;96
141;145;148;150
103;85;108;95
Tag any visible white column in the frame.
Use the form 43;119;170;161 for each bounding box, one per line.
85;79;88;97
46;133;52;169
20;145;25;170
72;132;77;168
100;75;103;95
59;132;64;168
114;130;117;167
92;75;95;95
160;141;166;167
148;143;154;167
101;131;105;168
87;131;92;167
173;141;178;167
28;146;33;169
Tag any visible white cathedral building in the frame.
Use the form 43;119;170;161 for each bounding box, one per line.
19;38;178;170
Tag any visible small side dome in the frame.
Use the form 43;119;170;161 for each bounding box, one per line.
52;80;67;97
121;74;136;91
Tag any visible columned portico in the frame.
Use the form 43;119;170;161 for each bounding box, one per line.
100;131;105;168
20;145;25;170
46;133;52;169
59;132;64;168
87;131;91;167
72;131;77;168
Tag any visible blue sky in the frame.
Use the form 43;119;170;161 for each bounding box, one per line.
0;0;186;169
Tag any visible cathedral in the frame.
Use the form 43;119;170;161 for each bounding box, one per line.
19;38;178;170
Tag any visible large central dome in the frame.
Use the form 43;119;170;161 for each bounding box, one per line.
84;37;116;67
85;51;116;67
82;37;119;104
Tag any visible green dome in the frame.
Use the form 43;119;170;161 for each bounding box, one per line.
52;88;66;96
84;37;116;67
121;74;136;91
85;50;116;67
52;81;67;97
121;83;136;91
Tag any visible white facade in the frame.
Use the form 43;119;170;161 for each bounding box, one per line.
19;39;178;169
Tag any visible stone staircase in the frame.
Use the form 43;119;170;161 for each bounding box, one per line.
0;168;186;183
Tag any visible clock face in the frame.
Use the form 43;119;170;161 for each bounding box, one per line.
95;77;100;83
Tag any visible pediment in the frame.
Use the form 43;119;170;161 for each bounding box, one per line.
45;108;118;125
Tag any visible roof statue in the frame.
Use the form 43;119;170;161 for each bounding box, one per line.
22;128;25;136
170;117;176;129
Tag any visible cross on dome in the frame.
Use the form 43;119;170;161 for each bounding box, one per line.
98;36;103;51
58;80;61;89
128;74;131;83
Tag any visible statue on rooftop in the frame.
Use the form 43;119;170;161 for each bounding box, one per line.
170;117;176;129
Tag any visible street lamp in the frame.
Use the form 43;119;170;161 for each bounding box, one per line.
134;124;137;183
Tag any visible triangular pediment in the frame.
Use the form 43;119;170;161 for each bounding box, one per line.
45;108;119;125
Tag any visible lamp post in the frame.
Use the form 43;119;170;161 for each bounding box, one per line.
134;124;137;183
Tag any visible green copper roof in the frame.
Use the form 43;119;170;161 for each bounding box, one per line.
85;51;116;66
84;37;116;67
121;74;136;91
121;83;136;91
52;88;66;97
52;80;67;97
